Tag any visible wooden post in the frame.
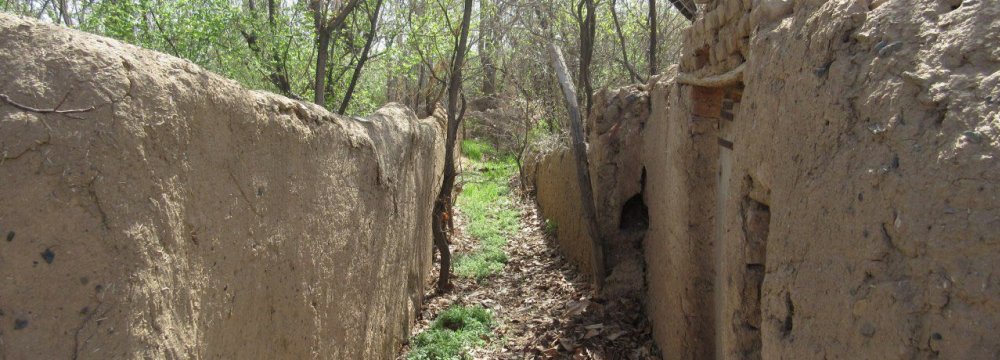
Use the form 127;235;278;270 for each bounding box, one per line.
547;42;606;289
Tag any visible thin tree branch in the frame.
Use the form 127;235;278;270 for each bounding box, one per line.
338;0;384;114
1;94;97;116
611;0;644;83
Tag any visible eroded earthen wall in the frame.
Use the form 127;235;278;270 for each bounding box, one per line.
587;86;650;235
642;74;724;359
528;86;651;289
530;148;598;273
0;15;443;359
643;0;1000;358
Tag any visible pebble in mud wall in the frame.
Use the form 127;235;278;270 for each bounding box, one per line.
681;0;793;76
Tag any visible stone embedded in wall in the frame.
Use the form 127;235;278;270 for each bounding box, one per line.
681;0;757;76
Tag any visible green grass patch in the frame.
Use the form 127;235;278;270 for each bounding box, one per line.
454;142;520;281
460;139;494;161
543;219;558;236
407;305;495;360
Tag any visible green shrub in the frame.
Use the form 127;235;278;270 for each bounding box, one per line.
460;139;494;160
454;155;519;281
543;219;558;236
407;305;494;360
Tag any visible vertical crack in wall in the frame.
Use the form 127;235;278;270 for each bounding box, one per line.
781;292;795;339
619;168;649;232
604;167;650;299
737;196;770;359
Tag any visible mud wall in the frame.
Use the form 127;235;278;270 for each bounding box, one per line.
0;15;443;359
641;73;724;359
642;0;1000;358
529;148;598;273
587;86;650;236
527;86;650;283
528;0;999;357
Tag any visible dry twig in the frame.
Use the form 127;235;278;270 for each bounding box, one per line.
0;93;97;118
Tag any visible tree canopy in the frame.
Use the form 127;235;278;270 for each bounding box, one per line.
1;0;687;121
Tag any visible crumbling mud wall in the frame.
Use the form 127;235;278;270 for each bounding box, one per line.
0;15;443;359
641;70;723;359
526;86;650;290
529;148;598;272
587;86;650;236
641;0;1000;358
528;0;999;357
587;87;651;297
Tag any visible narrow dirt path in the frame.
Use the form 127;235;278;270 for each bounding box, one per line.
400;185;661;359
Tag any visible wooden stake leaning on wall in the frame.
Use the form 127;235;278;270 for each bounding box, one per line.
547;41;607;290
677;63;746;88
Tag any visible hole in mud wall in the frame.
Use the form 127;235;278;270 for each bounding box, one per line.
619;168;649;232
738;197;770;359
695;46;711;69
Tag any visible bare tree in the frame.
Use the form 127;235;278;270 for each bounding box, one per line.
240;0;299;98
543;11;606;290
575;0;596;116
479;0;500;97
649;0;657;76
432;0;474;292
338;0;384;114
610;0;643;83
56;0;72;26
311;0;362;107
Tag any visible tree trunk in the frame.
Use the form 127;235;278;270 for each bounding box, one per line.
577;0;596;117
314;30;331;106
611;0;643;83
415;65;427;114
338;0;384;114
516;90;532;196
649;0;658;76
547;42;606;290
241;0;296;98
479;0;497;97
432;0;474;292
264;0;296;98
311;0;362;107
481;49;496;96
57;0;72;26
431;201;450;290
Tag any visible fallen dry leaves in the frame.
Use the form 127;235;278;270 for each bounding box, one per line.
399;193;661;359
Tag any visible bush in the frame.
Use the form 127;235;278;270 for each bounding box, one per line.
460;139;494;160
454;153;519;281
407;305;494;360
543;219;558;236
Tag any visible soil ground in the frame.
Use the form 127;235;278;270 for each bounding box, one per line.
399;175;661;359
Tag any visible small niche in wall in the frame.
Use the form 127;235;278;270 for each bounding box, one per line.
744;199;770;266
737;196;771;359
619;194;649;232
695;45;711;69
619;168;649;232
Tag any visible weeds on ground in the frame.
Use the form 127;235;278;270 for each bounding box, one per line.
454;140;520;281
460;139;493;161
407;305;494;360
543;219;558;236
